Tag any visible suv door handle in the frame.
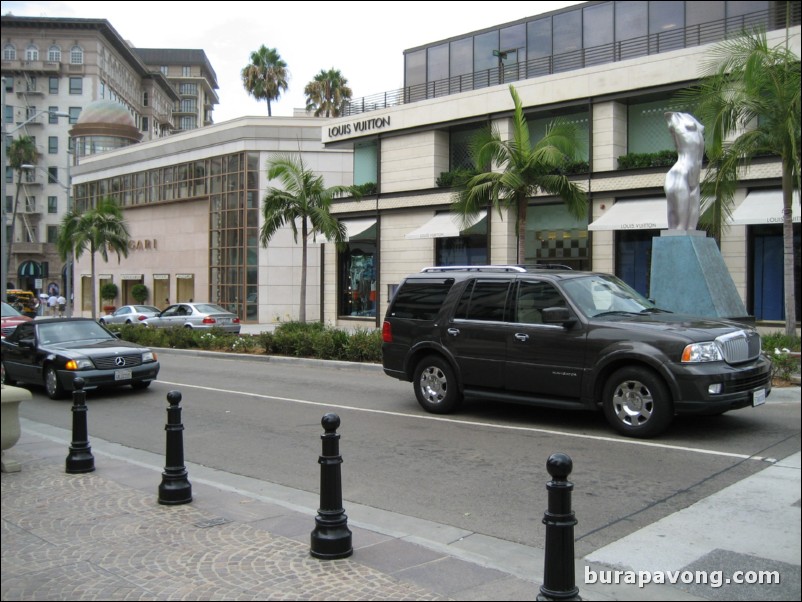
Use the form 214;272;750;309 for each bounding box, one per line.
447;328;460;337
514;333;529;342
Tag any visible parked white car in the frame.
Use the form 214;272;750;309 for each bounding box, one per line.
142;303;241;334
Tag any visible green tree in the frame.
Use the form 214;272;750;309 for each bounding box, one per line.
6;136;39;281
241;45;289;117
260;154;360;322
452;85;587;263
682;27;800;335
57;198;131;319
304;68;353;117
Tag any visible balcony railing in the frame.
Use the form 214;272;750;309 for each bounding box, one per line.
342;7;799;117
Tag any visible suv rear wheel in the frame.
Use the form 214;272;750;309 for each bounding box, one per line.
602;367;673;438
413;356;462;414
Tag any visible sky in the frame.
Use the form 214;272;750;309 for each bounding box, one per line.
2;0;583;122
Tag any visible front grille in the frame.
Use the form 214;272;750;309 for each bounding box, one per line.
93;354;143;370
717;330;761;364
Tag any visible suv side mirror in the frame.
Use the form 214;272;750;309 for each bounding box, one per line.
542;306;576;327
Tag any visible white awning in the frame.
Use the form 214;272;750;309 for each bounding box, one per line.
314;218;377;243
588;199;667;231
730;190;800;225
405;210;487;239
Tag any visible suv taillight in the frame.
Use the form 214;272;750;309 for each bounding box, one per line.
382;321;392;343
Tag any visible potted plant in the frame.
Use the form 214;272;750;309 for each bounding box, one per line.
100;282;119;314
131;283;149;304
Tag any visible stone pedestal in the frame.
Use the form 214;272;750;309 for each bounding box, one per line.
1;384;30;473
649;231;750;320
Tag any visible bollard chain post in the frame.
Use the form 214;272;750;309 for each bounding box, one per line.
310;413;352;559
158;390;192;505
65;377;95;474
538;452;581;601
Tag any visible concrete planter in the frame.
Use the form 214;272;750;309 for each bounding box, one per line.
1;384;30;472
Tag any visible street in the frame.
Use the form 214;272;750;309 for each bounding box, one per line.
17;349;801;557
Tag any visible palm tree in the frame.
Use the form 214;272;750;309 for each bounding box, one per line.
453;85;587;263
6;136;39;281
304;68;353;117
241;45;289;117
260;154;360;322
682;27;800;336
57;198;131;319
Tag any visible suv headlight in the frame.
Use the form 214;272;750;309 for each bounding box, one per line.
681;342;723;363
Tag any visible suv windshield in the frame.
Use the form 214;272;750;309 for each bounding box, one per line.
561;275;659;318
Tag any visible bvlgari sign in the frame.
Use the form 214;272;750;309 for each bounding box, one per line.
328;116;391;139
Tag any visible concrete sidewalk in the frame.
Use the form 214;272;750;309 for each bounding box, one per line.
2;389;800;601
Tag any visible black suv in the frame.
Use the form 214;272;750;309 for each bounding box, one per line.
381;266;772;438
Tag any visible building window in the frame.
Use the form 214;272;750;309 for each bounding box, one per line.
48;136;58;154
179;116;196;130
25;44;39;61
48;106;59;123
143;91;148;106
69;77;83;95
69;107;81;124
142;116;149;132
353;142;377;187
180;83;197;95
3;44;16;61
26;106;38;121
182;66;191;76
24;224;38;243
5;105;13;125
160;65;169;75
180;99;197;113
449;125;483;170
49;77;59;94
48;45;61;62
338;221;378;318
48;196;58;214
70;46;83;65
48;167;58;184
47;225;59;244
529;110;590;163
628;96;689;154
26;77;37;93
436;233;488;267
525;203;589;271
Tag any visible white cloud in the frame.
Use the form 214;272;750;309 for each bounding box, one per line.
2;0;582;122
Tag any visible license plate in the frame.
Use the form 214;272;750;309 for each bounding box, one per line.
752;388;766;407
218;318;230;324
115;368;132;381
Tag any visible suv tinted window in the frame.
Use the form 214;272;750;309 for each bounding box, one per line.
389;278;454;320
454;280;510;321
515;280;565;324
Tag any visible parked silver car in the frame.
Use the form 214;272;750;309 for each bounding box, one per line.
142;303;241;333
99;305;162;325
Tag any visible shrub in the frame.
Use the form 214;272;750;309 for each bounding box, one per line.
762;331;801;381
131;283;149;304
344;328;382;362
617;150;678;170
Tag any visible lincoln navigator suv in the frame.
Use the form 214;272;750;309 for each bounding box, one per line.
381;266;772;438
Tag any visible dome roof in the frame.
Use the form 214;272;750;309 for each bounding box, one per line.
76;100;136;128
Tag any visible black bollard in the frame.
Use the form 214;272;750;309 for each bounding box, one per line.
538;452;581;602
158;390;192;505
310;413;352;559
66;377;95;474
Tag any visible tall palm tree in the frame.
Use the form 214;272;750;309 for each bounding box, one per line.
682;27;800;336
241;45;289;117
6;136;39;281
304;68;353;117
260;154;360;322
453;85;587;263
56;198;131;319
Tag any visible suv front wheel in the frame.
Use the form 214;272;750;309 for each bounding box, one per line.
602;367;673;438
413;356;462;414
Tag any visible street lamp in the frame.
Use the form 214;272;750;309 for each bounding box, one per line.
1;76;69;303
493;48;517;85
19;162;73;316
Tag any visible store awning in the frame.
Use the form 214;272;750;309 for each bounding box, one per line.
405;210;487;239
17;260;43;277
315;218;377;243
588;199;668;231
730;190;800;225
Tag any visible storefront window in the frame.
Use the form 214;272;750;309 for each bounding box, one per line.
525;203;589;270
339;242;377;318
615;229;658;297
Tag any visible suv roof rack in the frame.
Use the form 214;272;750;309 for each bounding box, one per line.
420;264;573;273
420;265;528;273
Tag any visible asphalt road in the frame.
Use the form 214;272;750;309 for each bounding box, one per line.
17;350;801;557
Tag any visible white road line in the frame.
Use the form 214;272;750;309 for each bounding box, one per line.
157;380;772;463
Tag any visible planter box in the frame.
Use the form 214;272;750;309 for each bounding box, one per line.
1;384;30;472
